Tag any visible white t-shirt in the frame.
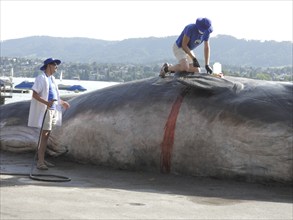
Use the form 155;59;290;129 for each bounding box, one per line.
27;72;62;128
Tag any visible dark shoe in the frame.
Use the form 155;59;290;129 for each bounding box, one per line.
159;63;169;78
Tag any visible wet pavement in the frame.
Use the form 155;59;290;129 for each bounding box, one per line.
1;151;292;219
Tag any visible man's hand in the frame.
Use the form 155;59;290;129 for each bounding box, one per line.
62;101;70;109
205;65;213;74
193;58;200;68
47;99;56;108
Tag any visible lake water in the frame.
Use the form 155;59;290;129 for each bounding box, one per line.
2;77;120;105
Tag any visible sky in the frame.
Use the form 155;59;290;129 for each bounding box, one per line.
1;0;292;42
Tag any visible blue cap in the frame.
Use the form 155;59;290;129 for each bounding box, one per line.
40;58;61;71
195;17;213;33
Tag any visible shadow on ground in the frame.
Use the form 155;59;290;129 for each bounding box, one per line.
1;151;292;205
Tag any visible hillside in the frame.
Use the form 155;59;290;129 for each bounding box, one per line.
1;35;292;67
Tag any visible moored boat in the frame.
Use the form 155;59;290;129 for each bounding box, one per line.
14;81;34;89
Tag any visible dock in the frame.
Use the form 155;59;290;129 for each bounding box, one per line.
0;79;31;104
0;94;12;105
0;79;13;105
1;89;30;93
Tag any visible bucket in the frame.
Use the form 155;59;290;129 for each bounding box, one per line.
213;62;222;74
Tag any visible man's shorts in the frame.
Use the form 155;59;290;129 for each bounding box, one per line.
173;43;194;64
43;109;57;131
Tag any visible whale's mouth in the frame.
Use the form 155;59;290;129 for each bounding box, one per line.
0;126;37;152
0;126;67;156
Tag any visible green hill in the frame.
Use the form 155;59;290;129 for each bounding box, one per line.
1;35;292;67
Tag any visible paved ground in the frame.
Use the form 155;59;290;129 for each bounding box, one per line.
1;151;292;220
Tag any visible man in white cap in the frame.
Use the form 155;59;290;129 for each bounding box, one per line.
28;58;70;170
160;17;213;78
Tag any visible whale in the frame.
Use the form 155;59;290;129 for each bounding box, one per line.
1;75;292;183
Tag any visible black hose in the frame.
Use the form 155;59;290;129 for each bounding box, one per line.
0;157;71;182
29;148;71;182
1;108;71;182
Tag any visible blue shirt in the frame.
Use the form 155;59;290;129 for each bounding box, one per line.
175;24;210;50
48;76;58;110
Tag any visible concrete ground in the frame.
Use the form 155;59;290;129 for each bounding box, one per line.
1;151;292;220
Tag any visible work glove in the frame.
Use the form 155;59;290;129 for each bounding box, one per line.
205;65;213;74
193;58;200;68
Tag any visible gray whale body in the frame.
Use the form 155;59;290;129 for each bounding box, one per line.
1;76;292;183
